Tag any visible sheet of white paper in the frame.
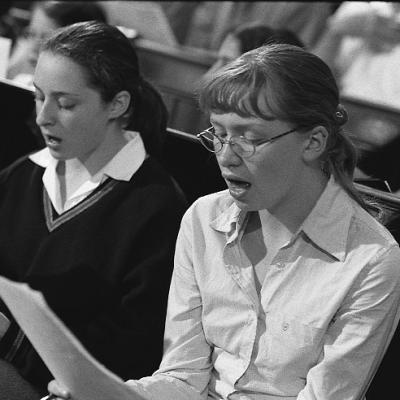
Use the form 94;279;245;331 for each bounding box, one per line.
0;276;144;400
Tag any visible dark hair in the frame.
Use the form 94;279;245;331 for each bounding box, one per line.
38;1;107;27
40;20;167;160
233;24;305;53
199;43;378;215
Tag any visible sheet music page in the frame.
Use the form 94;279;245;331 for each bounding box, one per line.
0;275;145;400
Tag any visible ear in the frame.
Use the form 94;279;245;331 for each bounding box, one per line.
302;126;329;163
108;90;131;120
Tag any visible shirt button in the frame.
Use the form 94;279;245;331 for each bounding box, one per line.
282;322;289;331
276;262;285;269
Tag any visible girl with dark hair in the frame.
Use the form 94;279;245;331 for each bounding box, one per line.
48;45;400;400
0;20;186;399
40;19;167;161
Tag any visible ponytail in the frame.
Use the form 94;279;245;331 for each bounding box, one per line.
128;79;168;162
324;105;383;220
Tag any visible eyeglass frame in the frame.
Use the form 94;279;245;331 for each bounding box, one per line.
196;125;299;158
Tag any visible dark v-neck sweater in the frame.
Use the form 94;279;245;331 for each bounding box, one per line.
0;155;187;394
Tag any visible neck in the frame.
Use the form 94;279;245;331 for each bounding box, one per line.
269;170;329;233
78;127;128;176
55;127;129;208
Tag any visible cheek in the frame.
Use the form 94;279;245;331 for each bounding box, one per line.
250;149;303;192
250;153;282;183
64;110;104;134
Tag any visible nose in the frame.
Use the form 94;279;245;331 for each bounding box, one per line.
216;141;242;168
35;100;56;127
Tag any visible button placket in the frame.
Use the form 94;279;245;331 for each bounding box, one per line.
282;322;289;331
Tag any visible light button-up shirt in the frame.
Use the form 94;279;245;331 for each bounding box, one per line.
128;177;400;400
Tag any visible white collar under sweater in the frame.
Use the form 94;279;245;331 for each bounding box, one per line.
29;130;146;215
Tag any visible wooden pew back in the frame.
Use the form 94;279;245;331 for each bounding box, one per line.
133;38;214;134
356;185;400;400
342;96;400;192
162;128;225;205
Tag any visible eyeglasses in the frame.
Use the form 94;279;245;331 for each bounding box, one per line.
196;126;298;158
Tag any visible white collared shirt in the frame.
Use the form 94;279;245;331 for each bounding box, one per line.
127;177;400;400
29;130;146;214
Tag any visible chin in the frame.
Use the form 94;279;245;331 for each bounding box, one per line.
230;197;258;212
230;194;272;212
47;149;70;161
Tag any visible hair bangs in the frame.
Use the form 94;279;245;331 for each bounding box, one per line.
199;59;283;121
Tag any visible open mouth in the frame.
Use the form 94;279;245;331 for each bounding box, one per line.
226;178;251;189
44;134;62;146
224;176;252;198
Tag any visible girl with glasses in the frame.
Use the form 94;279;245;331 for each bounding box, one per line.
49;44;400;400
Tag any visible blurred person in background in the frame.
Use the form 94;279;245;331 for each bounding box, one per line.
6;1;107;87
207;22;304;75
313;1;400;110
183;2;336;51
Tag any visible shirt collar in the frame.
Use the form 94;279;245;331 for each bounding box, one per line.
210;196;247;244
29;130;146;182
96;130;146;182
210;176;353;261
298;176;353;261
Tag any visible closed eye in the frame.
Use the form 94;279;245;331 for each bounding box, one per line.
58;102;75;110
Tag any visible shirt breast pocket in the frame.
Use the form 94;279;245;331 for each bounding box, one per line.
264;313;324;375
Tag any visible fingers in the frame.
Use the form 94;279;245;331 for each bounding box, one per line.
47;380;71;399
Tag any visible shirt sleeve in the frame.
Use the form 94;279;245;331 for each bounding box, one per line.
297;244;400;400
126;209;213;400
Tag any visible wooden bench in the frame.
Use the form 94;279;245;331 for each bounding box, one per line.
356;185;400;400
133;38;214;134
162;128;225;205
343;96;400;192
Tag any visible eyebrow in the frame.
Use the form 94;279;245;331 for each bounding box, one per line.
209;120;276;130
32;83;80;98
